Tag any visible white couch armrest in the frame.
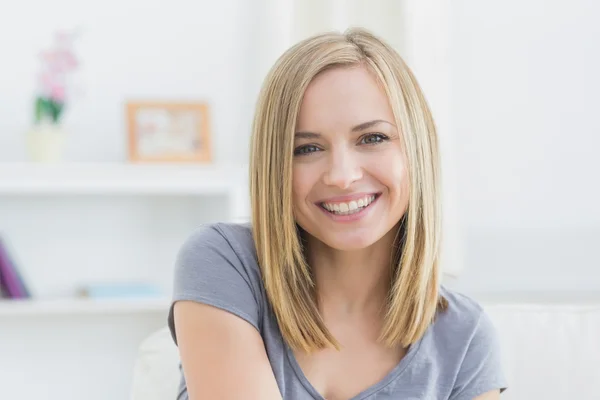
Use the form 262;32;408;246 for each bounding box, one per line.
130;327;181;400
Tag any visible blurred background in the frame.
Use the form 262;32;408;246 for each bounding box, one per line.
0;0;598;399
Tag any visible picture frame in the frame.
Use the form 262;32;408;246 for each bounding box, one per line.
126;101;212;163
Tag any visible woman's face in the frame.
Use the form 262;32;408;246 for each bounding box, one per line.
292;65;409;251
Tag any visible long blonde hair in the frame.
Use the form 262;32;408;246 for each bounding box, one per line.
250;27;445;353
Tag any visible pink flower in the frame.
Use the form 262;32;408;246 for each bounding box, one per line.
38;72;53;90
50;85;66;102
41;50;78;74
34;29;81;122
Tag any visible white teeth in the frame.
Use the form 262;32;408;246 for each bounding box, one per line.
322;195;377;215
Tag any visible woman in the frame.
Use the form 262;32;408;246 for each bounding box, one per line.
168;28;507;400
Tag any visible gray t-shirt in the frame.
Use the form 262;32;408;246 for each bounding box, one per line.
168;222;508;399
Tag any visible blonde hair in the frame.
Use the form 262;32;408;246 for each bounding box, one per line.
250;27;445;353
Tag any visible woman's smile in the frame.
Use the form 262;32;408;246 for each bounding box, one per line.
317;192;381;222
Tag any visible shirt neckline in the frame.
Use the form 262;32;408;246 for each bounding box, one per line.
283;328;429;400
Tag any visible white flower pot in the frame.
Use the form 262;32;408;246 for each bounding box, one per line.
26;123;67;162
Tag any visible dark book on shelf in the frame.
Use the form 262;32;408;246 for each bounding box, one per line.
0;274;9;298
0;236;31;299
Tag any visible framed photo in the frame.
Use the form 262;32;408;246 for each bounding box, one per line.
126;101;212;163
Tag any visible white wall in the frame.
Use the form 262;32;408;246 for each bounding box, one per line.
0;0;254;165
448;0;600;293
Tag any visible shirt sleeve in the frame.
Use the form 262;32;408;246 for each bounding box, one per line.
449;310;508;399
167;224;262;346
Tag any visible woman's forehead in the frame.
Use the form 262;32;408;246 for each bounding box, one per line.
297;66;394;132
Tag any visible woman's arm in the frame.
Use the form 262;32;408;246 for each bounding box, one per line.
174;301;283;400
473;390;500;400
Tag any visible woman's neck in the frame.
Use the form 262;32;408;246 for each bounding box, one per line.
306;227;399;318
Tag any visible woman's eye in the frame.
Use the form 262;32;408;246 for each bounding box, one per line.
359;133;389;145
294;144;321;156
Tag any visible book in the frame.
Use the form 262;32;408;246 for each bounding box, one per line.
0;236;31;299
0;275;8;298
77;283;162;299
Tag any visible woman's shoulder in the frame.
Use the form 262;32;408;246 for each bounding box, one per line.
427;285;502;360
437;286;486;324
422;286;508;396
174;221;264;297
181;221;257;261
433;286;496;338
184;220;253;243
170;221;266;337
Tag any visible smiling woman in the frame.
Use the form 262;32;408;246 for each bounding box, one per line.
169;28;507;400
292;67;408;252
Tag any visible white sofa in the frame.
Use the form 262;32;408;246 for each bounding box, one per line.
130;297;600;400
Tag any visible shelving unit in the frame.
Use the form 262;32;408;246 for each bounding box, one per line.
0;161;250;400
0;297;170;316
0;161;250;302
0;162;245;195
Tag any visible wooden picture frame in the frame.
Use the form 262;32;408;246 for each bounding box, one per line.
126;101;212;163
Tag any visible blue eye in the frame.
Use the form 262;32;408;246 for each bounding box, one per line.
294;144;321;156
360;133;389;145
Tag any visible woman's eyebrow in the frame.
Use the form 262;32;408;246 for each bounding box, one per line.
294;131;321;139
351;119;395;132
294;119;394;138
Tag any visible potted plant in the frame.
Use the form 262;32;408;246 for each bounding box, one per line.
26;30;79;162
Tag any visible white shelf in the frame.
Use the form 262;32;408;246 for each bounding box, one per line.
0;162;246;195
0;297;171;316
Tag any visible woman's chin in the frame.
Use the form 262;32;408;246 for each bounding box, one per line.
318;232;379;252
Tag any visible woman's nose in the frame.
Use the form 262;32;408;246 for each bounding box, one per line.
322;149;363;189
